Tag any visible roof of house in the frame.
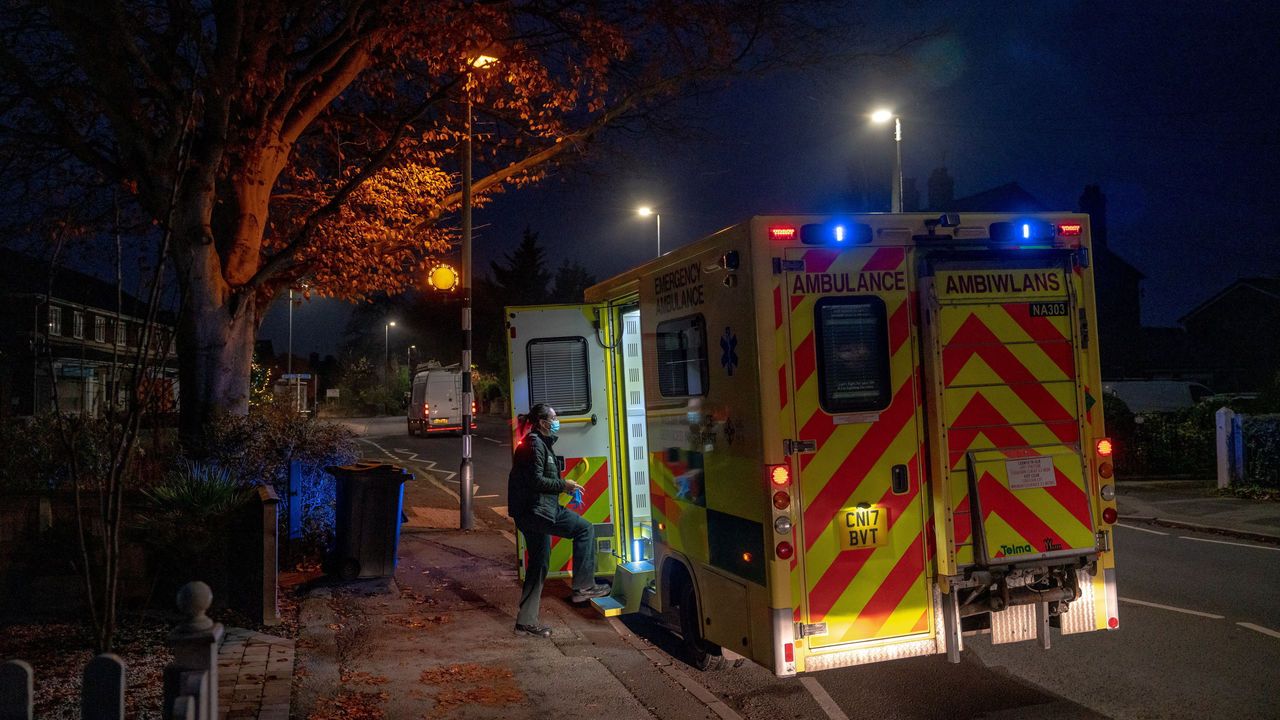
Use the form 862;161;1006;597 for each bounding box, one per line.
0;246;169;321
945;182;1051;213
1180;277;1280;324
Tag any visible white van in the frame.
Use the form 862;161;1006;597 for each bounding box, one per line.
407;365;472;435
1102;380;1213;414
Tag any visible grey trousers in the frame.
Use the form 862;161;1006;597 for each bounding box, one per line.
515;506;596;625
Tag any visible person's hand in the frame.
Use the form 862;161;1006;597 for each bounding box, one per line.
564;479;583;494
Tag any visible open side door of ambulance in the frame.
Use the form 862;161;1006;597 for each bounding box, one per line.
920;250;1101;657
505;304;618;582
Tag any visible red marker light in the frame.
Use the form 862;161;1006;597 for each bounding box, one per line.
775;541;794;559
769;226;798;241
1098;462;1113;479
773;491;791;510
784;642;794;663
1102;507;1117;525
768;464;791;487
1058;223;1083;237
1096;438;1113;457
1108;616;1119;629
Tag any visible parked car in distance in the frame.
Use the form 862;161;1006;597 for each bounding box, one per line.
1102;380;1213;414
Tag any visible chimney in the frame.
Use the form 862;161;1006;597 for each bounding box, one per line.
928;167;954;211
903;178;920;213
1078;185;1108;247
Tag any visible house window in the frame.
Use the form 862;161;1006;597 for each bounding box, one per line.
48;306;62;336
656;314;709;397
527;337;591;414
72;311;85;339
115;321;126;346
94;316;107;343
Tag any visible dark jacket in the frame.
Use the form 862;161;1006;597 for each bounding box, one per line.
508;431;566;522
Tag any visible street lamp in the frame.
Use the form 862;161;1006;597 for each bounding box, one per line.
407;344;416;372
384;320;396;385
637;206;661;257
287;285;307;413
460;52;498;531
870;108;903;213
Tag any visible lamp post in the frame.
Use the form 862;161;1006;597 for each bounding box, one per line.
384;320;396;396
637;206;661;257
460;53;497;531
407;344;416;372
287;286;306;413
871;109;902;213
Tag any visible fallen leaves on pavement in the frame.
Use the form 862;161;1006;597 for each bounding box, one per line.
418;663;525;719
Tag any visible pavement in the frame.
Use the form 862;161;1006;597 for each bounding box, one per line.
1116;478;1280;542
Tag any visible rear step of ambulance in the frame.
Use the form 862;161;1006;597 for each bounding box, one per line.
591;560;655;617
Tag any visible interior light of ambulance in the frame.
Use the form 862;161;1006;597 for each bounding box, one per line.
1102;507;1117;525
800;221;873;246
769;226;798;241
1098;461;1113;479
742;552;754;563
773;491;791;510
1096;438;1113;457
773;516;793;535
1058;223;1083;237
775;541;794;560
768;464;791;486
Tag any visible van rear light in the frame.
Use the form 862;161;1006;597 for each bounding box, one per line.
773;491;791;510
1098;462;1113;479
1102;507;1117;525
768;464;791;487
775;541;794;560
1096;438;1113;457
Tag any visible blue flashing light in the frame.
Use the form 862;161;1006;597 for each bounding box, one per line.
800;220;873;246
989;219;1056;245
1022;223;1031;239
834;225;846;243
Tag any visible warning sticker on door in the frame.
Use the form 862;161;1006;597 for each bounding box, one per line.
1006;456;1056;490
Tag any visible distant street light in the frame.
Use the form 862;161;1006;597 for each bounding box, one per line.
384;320;396;381
637;206;661;257
870;108;903;213
408;344;416;371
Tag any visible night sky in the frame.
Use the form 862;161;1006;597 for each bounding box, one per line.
262;1;1280;357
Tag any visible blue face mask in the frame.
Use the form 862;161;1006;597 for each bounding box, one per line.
549;418;561;433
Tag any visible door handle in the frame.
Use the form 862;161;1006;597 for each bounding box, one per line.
891;464;909;494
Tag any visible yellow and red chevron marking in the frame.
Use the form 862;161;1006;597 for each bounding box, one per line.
938;298;1093;565
785;246;931;647
518;456;609;577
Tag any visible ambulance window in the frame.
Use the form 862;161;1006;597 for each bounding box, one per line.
814;297;891;413
656;315;709;397
527;337;591;414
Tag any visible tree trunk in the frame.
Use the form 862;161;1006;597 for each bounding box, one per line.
177;245;256;449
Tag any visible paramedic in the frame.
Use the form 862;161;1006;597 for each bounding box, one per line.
509;403;610;637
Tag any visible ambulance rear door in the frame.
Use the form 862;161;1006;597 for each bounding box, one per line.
506;304;616;580
782;245;934;650
921;255;1097;575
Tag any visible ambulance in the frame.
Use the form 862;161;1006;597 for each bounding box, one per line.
505;213;1119;676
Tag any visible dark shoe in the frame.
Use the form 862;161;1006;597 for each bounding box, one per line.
515;623;552;638
571;583;611;603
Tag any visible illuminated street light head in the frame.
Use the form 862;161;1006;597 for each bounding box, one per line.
388;321;396;328
470;54;499;69
870;108;895;124
637;206;654;217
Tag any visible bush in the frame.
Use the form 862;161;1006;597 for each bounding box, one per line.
1242;414;1280;489
0;414;171;494
192;405;359;557
133;462;255;569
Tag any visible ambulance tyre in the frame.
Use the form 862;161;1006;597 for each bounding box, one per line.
679;581;726;671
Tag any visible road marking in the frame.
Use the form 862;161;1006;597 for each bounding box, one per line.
499;529;516;544
359;438;459;500
1237;622;1280;640
482;437;503;444
1178;536;1280;552
1119;597;1225;619
800;677;850;720
1117;523;1168;536
475;494;499;499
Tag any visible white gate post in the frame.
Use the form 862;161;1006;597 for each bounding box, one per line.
1215;407;1235;489
165;582;223;720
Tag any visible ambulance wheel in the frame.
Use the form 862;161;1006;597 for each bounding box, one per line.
679;581;726;671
